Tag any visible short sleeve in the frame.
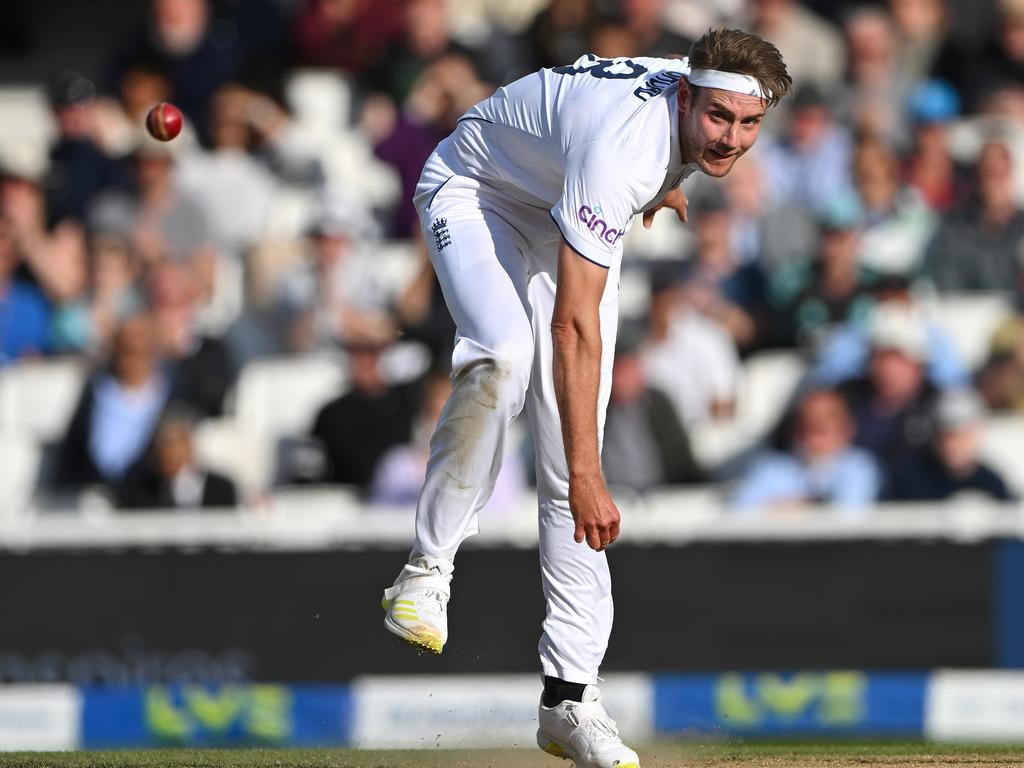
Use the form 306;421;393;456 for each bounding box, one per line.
550;141;653;269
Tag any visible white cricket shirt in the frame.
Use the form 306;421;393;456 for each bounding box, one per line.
433;55;699;268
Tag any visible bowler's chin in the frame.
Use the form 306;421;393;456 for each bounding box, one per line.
699;151;741;177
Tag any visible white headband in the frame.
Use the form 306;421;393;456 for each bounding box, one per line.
686;66;771;100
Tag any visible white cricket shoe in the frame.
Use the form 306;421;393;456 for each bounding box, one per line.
537;685;640;768
381;554;453;654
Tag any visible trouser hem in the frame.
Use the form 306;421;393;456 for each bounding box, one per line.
540;659;599;686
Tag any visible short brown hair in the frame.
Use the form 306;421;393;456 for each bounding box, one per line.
688;28;792;108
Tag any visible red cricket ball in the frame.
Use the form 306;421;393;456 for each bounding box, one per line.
145;102;183;142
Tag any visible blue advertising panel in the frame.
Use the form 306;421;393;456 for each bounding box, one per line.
654;672;926;736
995;540;1024;668
82;684;352;748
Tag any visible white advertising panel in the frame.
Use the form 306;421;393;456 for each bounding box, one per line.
350;673;653;749
925;670;1024;741
0;685;81;751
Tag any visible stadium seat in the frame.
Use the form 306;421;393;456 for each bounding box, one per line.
286;70;354;138
229;354;350;490
0;431;42;516
232;353;349;438
929;293;1013;370
980;414;1024;495
193;417;263;496
687;419;759;472
372;241;422;296
735;350;806;435
0;87;54;167
0;358;87;444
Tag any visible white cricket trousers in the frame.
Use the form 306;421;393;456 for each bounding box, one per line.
411;149;620;685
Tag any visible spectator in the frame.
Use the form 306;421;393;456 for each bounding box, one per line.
807;276;968;389
851;134;936;277
148;261;235;417
620;0;692;58
641;263;739;425
731;389;881;514
976;293;1024;412
175;83;279;258
719;153;818;270
109;0;244;141
526;0;596;71
55;314;172;488
46;70;132;225
586;16;640;60
291;0;406;75
89;135;212;267
1;161;89;310
936;0;1024;114
0;214;51;363
901;80;972;213
116;403;238;509
51;233;142;355
91;59;174;159
836;6;910;146
603;334;703;491
686;194;765;350
757;85;855;216
746;0;846;89
836;303;940;466
890;0;949;83
278;192;392;353
368;0;474;106
884;389;1015;501
764;196;878;352
311;334;419;488
925;141;1024;292
370;366;525;509
372;51;493;237
394;245;457;364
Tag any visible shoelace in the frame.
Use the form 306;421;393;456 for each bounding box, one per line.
566;705;620;742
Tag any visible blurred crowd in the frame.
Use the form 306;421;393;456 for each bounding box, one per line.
3;0;1024;516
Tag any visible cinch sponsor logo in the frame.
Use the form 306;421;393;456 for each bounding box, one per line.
577;204;624;244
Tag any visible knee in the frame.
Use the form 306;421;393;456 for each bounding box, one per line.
456;350;531;416
493;340;534;384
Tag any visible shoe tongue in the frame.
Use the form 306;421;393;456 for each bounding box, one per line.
581;685;601;703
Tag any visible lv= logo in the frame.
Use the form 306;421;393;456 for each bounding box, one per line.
432;218;452;251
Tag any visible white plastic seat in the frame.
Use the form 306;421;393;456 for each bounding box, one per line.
232;353;348;438
0;358;87;443
687;419;758;470
980;414;1024;495
0;432;42;515
192;417;263;496
735;350;806;436
929;293;1013;370
285;70;353;137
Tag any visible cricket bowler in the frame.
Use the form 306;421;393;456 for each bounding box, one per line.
381;28;791;768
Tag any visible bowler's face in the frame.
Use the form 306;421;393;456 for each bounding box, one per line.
680;86;766;177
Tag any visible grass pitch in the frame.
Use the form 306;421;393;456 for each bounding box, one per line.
2;743;1024;768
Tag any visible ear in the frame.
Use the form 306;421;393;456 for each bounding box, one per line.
677;77;690;116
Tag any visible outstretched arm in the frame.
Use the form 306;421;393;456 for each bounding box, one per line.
551;239;621;551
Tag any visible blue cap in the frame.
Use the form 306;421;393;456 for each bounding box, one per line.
909;80;960;124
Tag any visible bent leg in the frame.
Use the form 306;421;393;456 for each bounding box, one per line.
413;178;535;560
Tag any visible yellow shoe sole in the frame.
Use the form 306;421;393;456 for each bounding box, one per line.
538;730;640;768
382;597;444;654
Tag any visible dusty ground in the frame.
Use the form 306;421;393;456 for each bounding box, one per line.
2;744;1024;768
